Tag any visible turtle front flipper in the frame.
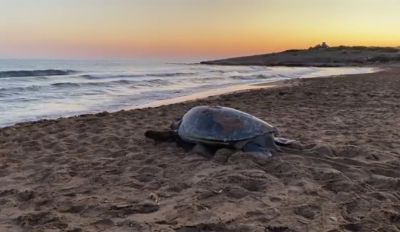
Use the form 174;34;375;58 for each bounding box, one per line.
274;137;297;146
191;143;215;158
242;142;273;157
274;137;304;150
240;134;278;157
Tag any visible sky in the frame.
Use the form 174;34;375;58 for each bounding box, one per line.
1;0;400;59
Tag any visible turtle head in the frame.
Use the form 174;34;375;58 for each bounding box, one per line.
272;127;280;136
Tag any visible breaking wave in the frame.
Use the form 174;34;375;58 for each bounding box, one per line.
80;72;196;80
230;74;274;80
51;82;81;88
49;78;172;89
0;69;76;78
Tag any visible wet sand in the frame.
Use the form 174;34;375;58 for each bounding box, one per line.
1;67;400;231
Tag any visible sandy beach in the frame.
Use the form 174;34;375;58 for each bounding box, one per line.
1;67;400;232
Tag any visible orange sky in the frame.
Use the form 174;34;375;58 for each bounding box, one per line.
1;0;399;59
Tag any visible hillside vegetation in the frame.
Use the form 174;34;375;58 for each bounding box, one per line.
201;45;400;67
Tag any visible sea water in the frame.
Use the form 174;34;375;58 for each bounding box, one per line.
0;59;376;127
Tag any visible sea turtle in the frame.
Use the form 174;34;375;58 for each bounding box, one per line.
145;106;297;157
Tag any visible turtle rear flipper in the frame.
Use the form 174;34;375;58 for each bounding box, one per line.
145;130;177;142
145;130;194;151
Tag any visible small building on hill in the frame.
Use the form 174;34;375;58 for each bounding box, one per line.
310;42;329;50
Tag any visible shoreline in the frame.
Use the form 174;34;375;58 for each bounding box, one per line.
129;80;289;110
133;66;380;110
132;66;387;110
1;66;380;129
1;66;400;231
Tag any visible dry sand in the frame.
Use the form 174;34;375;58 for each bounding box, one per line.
1;67;400;232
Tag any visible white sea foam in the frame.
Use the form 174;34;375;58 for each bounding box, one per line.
0;59;377;127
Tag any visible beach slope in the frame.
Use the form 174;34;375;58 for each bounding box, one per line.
0;68;400;231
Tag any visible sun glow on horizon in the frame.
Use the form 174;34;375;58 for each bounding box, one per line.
1;0;400;59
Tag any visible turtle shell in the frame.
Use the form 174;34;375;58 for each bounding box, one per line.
178;106;277;145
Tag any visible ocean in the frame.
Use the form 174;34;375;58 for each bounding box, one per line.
0;59;376;127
